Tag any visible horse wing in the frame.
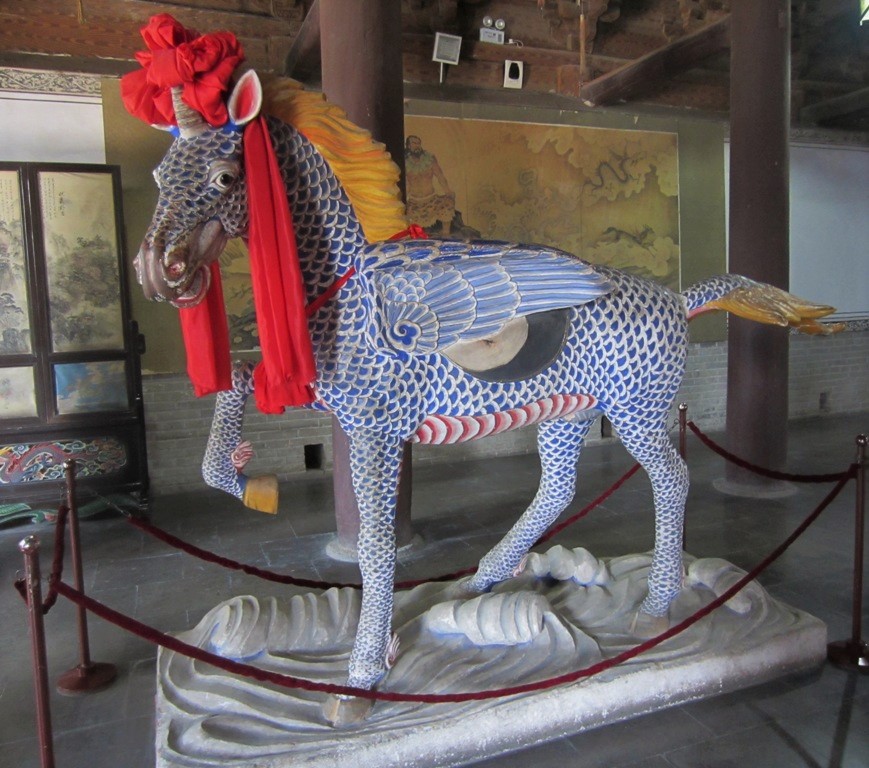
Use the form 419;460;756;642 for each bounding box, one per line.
365;245;612;356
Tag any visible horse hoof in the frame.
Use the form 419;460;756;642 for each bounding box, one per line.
630;609;669;639
323;694;374;727
242;474;279;514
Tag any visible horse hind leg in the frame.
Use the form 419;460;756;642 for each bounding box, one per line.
467;417;593;593
201;360;278;513
608;408;689;632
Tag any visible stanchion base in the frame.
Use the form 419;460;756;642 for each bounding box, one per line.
57;662;117;695
827;640;869;673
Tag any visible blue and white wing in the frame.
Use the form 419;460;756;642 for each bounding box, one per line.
364;241;613;356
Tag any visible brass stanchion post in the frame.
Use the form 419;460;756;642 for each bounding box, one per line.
828;434;868;672
56;459;117;694
19;535;56;768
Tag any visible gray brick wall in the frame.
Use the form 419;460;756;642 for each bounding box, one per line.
142;329;867;495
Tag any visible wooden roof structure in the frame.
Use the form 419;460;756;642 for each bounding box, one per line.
0;0;866;131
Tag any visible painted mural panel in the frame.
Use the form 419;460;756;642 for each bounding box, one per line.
39;171;124;352
403;117;680;289
0;170;31;353
0;437;127;484
54;360;128;415
0;366;37;418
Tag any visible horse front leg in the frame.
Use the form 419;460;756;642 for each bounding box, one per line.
323;429;404;727
201;360;278;513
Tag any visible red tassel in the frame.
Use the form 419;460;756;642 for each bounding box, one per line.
178;261;232;396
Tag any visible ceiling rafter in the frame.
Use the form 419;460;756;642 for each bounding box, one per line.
579;15;731;107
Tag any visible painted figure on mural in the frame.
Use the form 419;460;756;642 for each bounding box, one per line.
405;134;478;239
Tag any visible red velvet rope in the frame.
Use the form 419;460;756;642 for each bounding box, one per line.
124;463;640;593
127;514;359;590
687;421;853;484
127;513;476;591
54;469;854;702
537;463;641;544
14;505;69;614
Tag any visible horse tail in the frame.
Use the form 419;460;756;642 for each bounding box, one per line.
681;275;843;335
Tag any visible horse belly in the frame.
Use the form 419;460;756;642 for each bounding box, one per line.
410;394;599;445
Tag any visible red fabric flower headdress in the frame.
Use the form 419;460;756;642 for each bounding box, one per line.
121;14;243;130
121;15;317;412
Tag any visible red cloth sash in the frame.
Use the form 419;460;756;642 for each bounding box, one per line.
179;261;231;396
244;116;317;413
176;151;429;412
178;116;316;413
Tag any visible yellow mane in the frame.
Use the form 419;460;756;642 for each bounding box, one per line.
262;76;408;242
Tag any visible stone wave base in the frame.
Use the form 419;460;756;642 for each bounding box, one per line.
155;548;826;768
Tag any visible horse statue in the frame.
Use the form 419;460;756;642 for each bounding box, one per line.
124;16;839;726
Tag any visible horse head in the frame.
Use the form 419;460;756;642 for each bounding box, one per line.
134;71;262;307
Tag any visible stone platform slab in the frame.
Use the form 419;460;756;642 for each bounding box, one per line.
155;548;826;768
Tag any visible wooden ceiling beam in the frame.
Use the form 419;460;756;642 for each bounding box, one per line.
0;1;297;76
799;86;869;125
284;0;320;80
579;15;731;107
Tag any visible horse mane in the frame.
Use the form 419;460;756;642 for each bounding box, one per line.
261;76;409;243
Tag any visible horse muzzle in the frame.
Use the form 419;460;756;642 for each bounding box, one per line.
134;221;227;308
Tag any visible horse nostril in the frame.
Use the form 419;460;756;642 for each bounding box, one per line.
166;261;186;279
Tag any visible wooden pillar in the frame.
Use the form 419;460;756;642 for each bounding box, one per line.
320;0;414;557
723;0;791;494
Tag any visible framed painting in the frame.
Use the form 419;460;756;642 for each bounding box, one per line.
403;116;681;290
0;169;32;354
54;360;128;415
38;170;125;352
0;366;37;418
0;163;148;511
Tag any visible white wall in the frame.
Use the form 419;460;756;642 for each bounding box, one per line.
724;139;869;321
0;71;105;163
789;142;869;320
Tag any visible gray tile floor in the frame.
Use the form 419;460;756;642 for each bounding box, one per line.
1;413;867;768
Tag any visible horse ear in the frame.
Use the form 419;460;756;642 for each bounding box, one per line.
228;70;262;127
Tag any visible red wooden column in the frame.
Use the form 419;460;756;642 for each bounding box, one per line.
319;0;414;558
721;0;793;496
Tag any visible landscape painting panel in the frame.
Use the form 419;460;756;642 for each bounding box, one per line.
55;360;128;415
221;239;259;352
0;170;32;353
39;171;124;352
0;366;37;418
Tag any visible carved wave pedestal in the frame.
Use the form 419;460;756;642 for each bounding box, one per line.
155;547;826;768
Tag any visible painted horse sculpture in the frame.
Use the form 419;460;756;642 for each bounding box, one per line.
125;22;839;725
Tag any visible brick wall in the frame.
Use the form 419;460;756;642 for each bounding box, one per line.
142;329;868;495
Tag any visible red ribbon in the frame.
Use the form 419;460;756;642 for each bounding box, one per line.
179;262;232;396
244;116;317;413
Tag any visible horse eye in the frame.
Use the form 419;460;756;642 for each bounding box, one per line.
213;171;235;190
